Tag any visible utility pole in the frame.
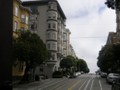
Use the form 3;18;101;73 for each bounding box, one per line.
0;0;12;90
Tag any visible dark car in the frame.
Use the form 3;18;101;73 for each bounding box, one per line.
111;78;120;90
100;72;107;78
106;73;120;84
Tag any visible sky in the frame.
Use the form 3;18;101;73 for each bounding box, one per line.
22;0;116;73
57;0;116;73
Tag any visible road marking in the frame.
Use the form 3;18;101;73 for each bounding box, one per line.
90;78;94;90
68;80;81;90
79;80;87;90
83;78;92;90
99;80;103;90
39;79;66;90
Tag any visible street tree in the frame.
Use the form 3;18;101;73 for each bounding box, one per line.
77;59;89;73
60;55;76;74
13;30;51;82
105;0;120;10
97;44;120;73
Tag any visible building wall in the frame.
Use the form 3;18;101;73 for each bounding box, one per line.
116;9;120;42
13;0;30;78
13;0;29;32
22;0;71;78
37;5;48;43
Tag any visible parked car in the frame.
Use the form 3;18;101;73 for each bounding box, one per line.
111;78;120;90
69;73;78;78
100;72;107;78
106;73;120;84
52;71;63;78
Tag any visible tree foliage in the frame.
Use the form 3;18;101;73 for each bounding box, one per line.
97;44;120;73
77;59;90;73
13;31;51;66
105;0;120;10
60;55;76;69
13;30;51;81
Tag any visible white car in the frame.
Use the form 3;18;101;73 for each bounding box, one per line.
106;73;120;84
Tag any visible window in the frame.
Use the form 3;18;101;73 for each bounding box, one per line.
26;16;28;24
21;14;25;23
14;21;18;31
52;23;56;29
47;43;50;49
52;43;56;49
53;4;56;9
47;33;50;38
53;13;56;19
48;23;51;29
52;54;55;60
48;13;52;19
63;34;66;40
48;5;51;9
21;27;24;31
15;6;18;16
52;33;56;39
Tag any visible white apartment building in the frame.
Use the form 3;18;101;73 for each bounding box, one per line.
116;9;120;40
69;44;77;58
63;28;71;57
22;0;70;77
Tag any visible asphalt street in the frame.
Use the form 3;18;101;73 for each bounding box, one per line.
13;74;112;90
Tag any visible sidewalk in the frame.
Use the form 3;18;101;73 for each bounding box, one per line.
13;79;50;90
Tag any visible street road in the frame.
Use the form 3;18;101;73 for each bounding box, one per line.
13;74;112;90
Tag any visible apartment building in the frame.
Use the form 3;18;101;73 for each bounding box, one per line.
69;44;77;58
106;9;120;45
106;32;118;44
13;0;30;32
63;28;71;57
13;0;30;79
22;0;68;77
116;9;120;41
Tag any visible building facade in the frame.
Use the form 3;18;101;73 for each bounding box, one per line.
116;9;120;41
13;0;30;32
106;8;120;45
13;0;30;79
23;0;69;77
69;44;77;58
106;32;118;44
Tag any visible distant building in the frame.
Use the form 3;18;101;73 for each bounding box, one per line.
116;9;120;41
106;32;118;44
69;44;77;58
106;8;120;45
63;28;71;57
22;0;70;77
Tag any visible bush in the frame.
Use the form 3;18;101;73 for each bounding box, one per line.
52;71;63;78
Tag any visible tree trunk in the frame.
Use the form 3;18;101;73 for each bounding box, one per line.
21;63;30;83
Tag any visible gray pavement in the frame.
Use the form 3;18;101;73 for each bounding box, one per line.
13;74;112;90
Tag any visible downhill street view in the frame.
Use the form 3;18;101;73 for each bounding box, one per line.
1;0;120;90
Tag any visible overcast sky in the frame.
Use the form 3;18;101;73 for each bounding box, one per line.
22;0;116;73
57;0;116;73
